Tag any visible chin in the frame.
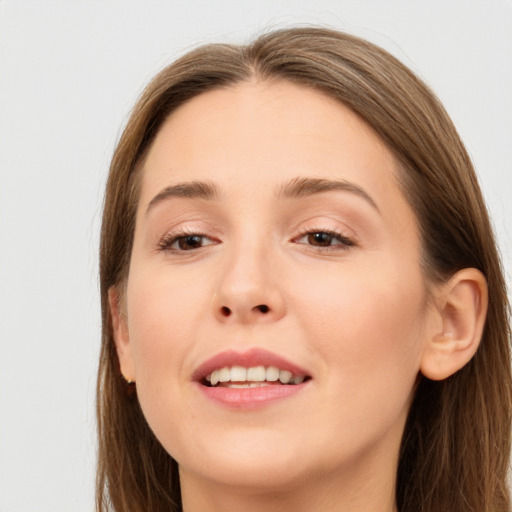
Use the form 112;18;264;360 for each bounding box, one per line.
175;430;312;491
189;457;307;492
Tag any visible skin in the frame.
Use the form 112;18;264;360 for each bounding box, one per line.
111;80;486;512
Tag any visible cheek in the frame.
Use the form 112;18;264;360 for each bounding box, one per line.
289;263;428;459
124;267;218;455
125;268;210;394
294;258;428;399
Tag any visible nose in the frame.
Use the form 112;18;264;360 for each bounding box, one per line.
213;242;286;325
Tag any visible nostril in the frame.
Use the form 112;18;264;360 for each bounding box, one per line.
220;306;231;317
255;304;270;313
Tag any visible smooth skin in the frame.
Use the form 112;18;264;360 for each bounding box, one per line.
110;80;487;512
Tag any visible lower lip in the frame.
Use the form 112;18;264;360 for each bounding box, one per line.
197;382;309;409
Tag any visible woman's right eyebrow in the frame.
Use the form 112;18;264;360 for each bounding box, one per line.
145;180;219;215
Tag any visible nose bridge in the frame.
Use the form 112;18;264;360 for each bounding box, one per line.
214;226;285;323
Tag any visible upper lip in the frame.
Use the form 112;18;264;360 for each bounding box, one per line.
192;348;310;383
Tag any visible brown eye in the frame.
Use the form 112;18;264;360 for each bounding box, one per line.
294;230;354;249
159;232;217;252
177;235;205;250
308;232;334;246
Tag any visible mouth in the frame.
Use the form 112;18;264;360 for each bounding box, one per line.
203;365;309;388
193;348;312;408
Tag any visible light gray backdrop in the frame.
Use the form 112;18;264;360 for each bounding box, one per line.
0;1;510;511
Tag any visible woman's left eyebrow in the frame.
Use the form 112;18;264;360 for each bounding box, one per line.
276;177;380;213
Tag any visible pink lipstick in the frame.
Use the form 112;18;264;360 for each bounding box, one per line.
193;348;311;409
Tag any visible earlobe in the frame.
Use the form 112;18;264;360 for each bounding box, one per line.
420;268;488;381
108;286;136;383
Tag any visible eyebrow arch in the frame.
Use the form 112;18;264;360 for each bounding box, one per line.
276;177;379;212
146;180;219;215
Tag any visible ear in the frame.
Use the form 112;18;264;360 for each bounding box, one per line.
108;286;136;383
420;268;488;381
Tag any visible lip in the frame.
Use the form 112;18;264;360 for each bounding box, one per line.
192;348;311;409
192;348;310;382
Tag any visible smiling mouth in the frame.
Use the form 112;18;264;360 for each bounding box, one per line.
203;365;310;388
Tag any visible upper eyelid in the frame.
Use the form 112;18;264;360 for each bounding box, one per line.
295;229;351;238
163;231;215;242
291;220;355;239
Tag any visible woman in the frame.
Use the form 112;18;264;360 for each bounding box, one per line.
96;27;511;512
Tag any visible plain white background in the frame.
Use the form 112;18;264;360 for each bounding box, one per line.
0;1;510;511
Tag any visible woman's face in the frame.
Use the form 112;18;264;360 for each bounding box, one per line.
115;81;439;493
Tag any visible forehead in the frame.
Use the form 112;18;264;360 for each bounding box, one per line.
139;80;407;221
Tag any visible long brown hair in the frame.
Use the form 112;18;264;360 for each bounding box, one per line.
97;27;511;512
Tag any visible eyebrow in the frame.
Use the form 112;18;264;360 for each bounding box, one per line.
145;176;379;214
276;177;379;212
146;180;219;214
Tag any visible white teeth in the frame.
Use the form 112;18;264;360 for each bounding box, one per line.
204;365;307;386
218;367;230;383
266;366;280;381
247;365;266;382
279;370;293;384
210;369;220;386
226;382;271;388
230;366;247;381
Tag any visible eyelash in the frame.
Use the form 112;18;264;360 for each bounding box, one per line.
158;228;354;254
157;230;216;252
293;229;355;251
